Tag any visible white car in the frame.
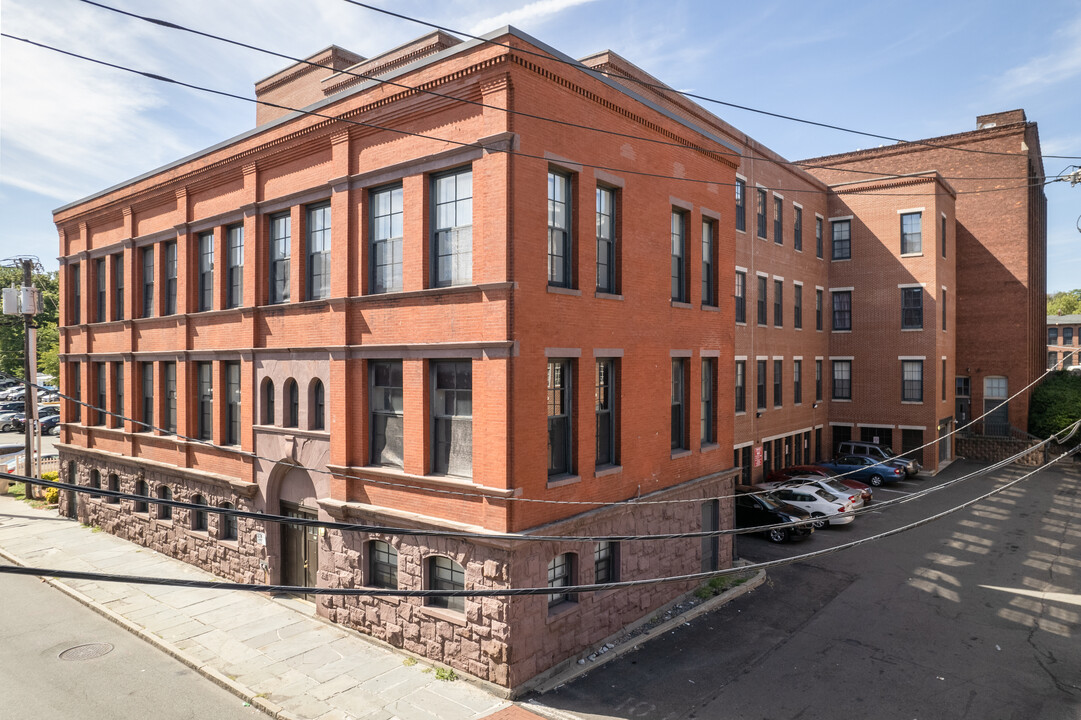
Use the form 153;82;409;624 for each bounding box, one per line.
769;484;856;528
761;476;865;511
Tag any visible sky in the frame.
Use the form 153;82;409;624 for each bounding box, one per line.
1;0;1079;290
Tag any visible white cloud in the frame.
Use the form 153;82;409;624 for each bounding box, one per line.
467;0;598;35
998;13;1081;94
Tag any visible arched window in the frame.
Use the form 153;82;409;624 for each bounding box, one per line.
106;473;120;504
261;378;275;425
191;494;208;532
157;485;172;520
427;556;464;613
368;540;397;588
310;379;325;431
133;480;148;514
285;379;299;428
90;469;101;500
220;502;237;541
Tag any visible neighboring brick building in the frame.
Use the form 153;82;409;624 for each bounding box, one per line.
52;27;1046;690
1048;314;1081;370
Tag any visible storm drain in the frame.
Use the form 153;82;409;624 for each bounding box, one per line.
59;643;114;661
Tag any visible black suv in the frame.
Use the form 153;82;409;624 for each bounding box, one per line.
735;490;815;543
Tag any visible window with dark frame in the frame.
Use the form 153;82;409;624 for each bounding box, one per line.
595;359;616;468
547;359;573;476
594;541;618;583
901;212;922;254
832;291;852;331
902;360;923;402
371;361;404;468
756;188;767;238
90;470;101;499
307;203;331;300
198;232;214;312
71;361;82;423
757;276;768;325
369;540;398;589
428;556;464;612
164;361;176;433
671;358;687;450
596;186;617;294
433;167;473;288
71;262;81;324
816;289;823;330
1049;351;1058;369
311;380;325;431
815;217;823;258
432;360;472;477
671;210;687;303
107;473;120;504
134;480;148;513
157;485;172;521
140;362;153;431
226;362;240;445
220;502;237;541
701;358;715;445
1049;327;1059;345
794;206;803;251
941;215;947;258
164;241;177;315
774;196;783;244
901;287;923;329
773;359;782;407
113;362;124;429
547;553;576;607
284;378;299;428
794;359;802;405
95;362;106;425
141;248;153;318
735;271;746;323
95;258;106;323
773;279;783;327
832;360;852;400
735;360;746;413
794;284;803;329
113;253;124;321
701;500;719;571
268;212;291;304
942;359;947;401
371;184;403;294
702;219;716;306
757;359;767;410
831;219;851;260
197;362;212;440
191;495;208;532
735;179;746;232
548;171;572;288
262;378;275;425
227;224;244;308
942;289;947;331
816;359;822;402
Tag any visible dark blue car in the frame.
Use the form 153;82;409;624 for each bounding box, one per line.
817;455;905;486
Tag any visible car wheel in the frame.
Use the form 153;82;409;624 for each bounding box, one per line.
869;474;883;486
811;513;828;529
0;423;11;432
768;527;790;543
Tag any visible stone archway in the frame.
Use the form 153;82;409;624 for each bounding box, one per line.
265;461;320;592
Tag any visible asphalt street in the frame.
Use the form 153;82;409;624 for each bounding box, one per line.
0;569;266;720
527;459;1081;720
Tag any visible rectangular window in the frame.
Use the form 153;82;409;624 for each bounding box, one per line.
197;362;212;440
942;358;948;400
757;359;767;410
701;358;715;445
164;362;176;433
941;215;947;258
306;203;331;300
547;553;576;607
757;276;768;325
773;279;783;327
547;359;573;476
370;185;404;294
794;285;803;329
269;213;291;304
671;358;687;450
774;196;783;244
1065;328;1074;346
113;362;124;429
702;219;716;306
226;362;240;446
773;359;782;408
735;271;746;323
198;232;214;312
140;362;153;431
595;359;617;468
96;258;106;323
429;556;465;613
671;210;687;303
71;263;81;325
432;360;472;477
794;359;802;405
113;254;124;321
163;241;177;316
756;188;767;238
815;217;823;258
901;287;923;329
141;248;154;318
596;186;617;294
701;500;719;572
371;361;404;468
369;540;398;589
1049;351;1058;370
831;220;851;260
816;359;823;402
901;212;922;255
816;289;823;331
735;360;746;413
942;289;947;331
903;360;923;402
433;168;473;288
735;179;746;232
1048;328;1058;345
226;224;244;309
548;171;572;288
832;290;852;331
71;362;81;423
594;541;619;583
833;360;852;400
95;362;106;425
794;206;803;251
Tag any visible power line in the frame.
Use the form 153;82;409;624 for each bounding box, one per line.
338;0;1081;162
71;0;1059;185
2;444;1074;597
0;33;1059;200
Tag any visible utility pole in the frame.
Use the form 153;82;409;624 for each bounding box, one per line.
22;259;34;497
3;255;42;497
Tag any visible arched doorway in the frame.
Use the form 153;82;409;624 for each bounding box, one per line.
273;464;319;599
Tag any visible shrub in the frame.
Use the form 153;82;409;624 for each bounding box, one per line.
1029;371;1081;438
44;486;59;504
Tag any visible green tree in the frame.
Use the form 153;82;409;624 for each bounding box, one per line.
1029;371;1081;438
1047;289;1081;316
0;267;60;382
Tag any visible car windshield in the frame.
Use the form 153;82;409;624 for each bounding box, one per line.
816;489;838;502
757;494;786;510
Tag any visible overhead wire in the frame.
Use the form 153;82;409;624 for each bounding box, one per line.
71;0;1062;185
2;442;1075;597
338;0;1081;162
0;33;1061;199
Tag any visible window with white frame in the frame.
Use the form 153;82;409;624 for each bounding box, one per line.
831;219;851;260
902;360;923;402
901;212;922;254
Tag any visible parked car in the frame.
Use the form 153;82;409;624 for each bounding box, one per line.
734;490;815;543
767;465;873;504
761;476;865;511
769;484;856;528
818;455;905;486
0;411;23;432
10;406;59;433
39;414;61;435
836;441;920;476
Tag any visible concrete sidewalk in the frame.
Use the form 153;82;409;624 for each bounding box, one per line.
0;492;528;720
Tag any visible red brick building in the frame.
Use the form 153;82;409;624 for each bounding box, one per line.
53;28;1046;690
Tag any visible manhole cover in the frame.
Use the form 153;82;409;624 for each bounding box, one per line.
59;643;114;661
